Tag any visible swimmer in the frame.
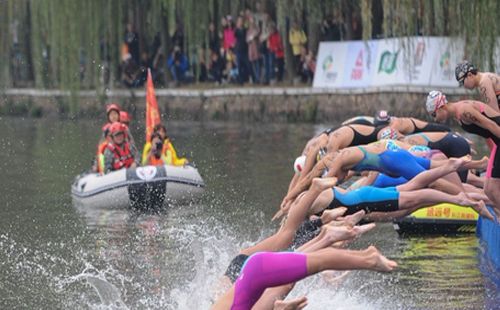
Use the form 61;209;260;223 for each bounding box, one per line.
426;90;500;220
456;60;500;112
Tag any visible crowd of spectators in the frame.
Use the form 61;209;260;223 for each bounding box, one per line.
119;7;364;89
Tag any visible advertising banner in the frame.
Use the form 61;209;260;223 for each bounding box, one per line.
313;42;349;88
429;37;465;87
401;37;434;86
370;39;403;86
341;40;379;88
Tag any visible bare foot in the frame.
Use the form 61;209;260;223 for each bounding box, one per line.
320;207;348;224
343;210;366;227
457;192;496;222
448;155;470;171
353;222;376;237
366;245;398;272
274;296;308;310
311;177;338;192
322;225;358;244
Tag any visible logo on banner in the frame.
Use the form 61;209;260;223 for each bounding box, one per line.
378;51;399;74
351;50;363;81
439;50;453;79
414;42;425;66
322;54;338;82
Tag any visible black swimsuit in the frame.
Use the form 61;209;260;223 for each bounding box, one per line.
347;125;381;146
411;118;451;133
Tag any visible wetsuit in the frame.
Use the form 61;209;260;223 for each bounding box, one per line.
351;147;431;180
347;125;382;146
410;118;451;133
407;132;470;182
456;101;500;178
326;187;400;215
232;252;308;310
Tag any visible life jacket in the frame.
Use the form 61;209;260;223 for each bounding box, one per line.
148;153;166;166
106;142;134;170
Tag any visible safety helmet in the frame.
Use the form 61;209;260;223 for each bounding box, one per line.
426;90;447;113
102;123;111;136
380;128;398;140
294;155;307;175
120;111;130;124
373;110;391;126
109;122;124;136
106;103;121;115
455;60;475;82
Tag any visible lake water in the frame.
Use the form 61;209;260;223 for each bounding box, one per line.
0;115;498;309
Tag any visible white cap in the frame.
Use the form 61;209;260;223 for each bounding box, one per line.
294;155;307;175
426;90;447;113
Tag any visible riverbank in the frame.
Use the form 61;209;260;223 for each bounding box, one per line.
1;86;474;122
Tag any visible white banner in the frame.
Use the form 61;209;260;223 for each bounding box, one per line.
429;37;465;87
312;36;468;89
313;42;349;88
341;41;379;88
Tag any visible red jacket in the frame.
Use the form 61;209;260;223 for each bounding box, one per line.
268;32;284;59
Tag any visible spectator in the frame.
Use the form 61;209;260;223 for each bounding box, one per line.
234;16;254;84
247;16;261;84
223;59;239;84
208;22;220;55
289;22;307;69
260;13;273;85
352;13;363;40
172;23;184;51
298;47;315;83
322;10;345;41
167;46;190;83
137;51;151;84
198;48;208;82
244;8;252;28
223;16;236;53
121;54;143;88
208;49;225;84
268;23;284;82
124;23;140;64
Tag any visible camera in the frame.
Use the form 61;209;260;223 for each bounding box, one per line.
155;141;163;150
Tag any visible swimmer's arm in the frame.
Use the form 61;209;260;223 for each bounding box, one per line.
479;76;499;112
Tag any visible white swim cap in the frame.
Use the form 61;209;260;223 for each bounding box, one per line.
380;128;398;140
294;155;307;175
426;90;447;113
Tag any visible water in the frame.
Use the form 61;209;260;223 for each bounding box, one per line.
0;116;498;309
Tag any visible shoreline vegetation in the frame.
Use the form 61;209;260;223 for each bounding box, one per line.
1;85;477;122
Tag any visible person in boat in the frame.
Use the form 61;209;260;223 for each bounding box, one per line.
144;133;168;166
120;111;131;126
103;122;139;173
456;60;500;112
91;124;112;172
426;90;500;219
141;123;188;166
105;104;140;160
372;109;451;134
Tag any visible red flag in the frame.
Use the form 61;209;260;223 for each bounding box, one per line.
146;68;161;142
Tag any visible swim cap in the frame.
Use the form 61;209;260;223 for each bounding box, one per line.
380;128;398;140
426;90;447;113
455;60;475;82
373;110;391;126
294;155;307;175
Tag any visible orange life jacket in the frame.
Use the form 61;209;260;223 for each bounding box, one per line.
148;154;166;166
106;142;134;170
97;141;109;173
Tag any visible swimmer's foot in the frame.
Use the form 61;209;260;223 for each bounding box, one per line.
458;192;496;222
366;245;398;272
274;296;308;310
320;207;348;224
343;210;366;227
448;155;471;171
311;177;338;193
337;222;376;248
322;225;358;245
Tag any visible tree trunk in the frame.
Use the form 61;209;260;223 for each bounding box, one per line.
160;6;171;84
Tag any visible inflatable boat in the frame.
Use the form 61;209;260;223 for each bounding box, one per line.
393;203;478;235
71;164;205;209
